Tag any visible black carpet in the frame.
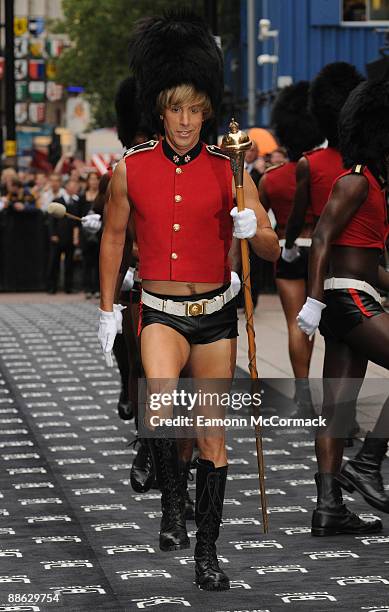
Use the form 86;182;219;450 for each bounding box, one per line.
0;303;388;612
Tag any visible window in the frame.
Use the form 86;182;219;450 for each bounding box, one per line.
343;0;389;22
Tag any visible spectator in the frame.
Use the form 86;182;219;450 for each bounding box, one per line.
40;173;66;212
46;178;80;294
270;147;288;165
0;168;18;196
1;178;36;212
31;172;49;209
244;141;266;188
79;171;100;298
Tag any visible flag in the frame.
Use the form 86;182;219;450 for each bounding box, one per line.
16;81;28;102
29;59;45;80
46;39;64;58
29;17;45;36
15;103;28;124
15;59;28;80
14;17;28;37
14;37;28;58
28;81;45;102
46;82;63;102
46;60;57;81
30;38;44;58
29;102;46;123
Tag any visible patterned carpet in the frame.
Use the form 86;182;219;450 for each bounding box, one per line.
0;303;388;612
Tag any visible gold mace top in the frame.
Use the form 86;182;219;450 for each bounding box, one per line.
220;119;252;188
220;119;252;153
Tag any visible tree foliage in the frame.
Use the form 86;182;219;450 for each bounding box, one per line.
53;0;192;127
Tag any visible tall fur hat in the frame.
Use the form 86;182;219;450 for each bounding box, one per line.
339;79;389;168
270;81;323;161
114;77;141;149
128;10;223;131
310;62;364;147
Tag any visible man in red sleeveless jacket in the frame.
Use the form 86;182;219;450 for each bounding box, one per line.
98;11;279;592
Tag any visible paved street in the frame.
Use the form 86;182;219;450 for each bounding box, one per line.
0;294;388;610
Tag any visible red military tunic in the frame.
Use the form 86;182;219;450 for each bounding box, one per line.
124;139;234;283
262;161;314;226
305;147;344;219
332;165;388;250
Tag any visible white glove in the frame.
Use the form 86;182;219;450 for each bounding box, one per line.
281;244;300;263
121;267;135;291
81;213;102;233
230;207;257;239
113;303;126;333
98;309;117;367
297;297;326;338
231;271;241;296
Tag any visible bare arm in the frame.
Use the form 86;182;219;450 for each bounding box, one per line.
229;237;242;273
285;156;310;248
99;159;131;311
234;170;280;262
308;174;369;302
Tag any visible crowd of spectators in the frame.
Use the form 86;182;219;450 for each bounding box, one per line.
0;160;103;296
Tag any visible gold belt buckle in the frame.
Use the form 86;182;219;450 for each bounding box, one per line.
186;301;205;316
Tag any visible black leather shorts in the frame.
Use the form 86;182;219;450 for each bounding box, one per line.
140;284;238;345
275;247;309;280
319;288;384;341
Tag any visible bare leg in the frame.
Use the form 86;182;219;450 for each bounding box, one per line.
276;278;313;378
316;337;367;473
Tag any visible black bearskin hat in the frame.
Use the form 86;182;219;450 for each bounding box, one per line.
114;77;140;149
114;77;154;149
271;81;323;161
310;62;364;147
128;10;223;131
339;79;389;168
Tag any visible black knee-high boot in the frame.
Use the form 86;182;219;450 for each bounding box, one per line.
311;472;382;536
181;461;195;521
148;437;189;551
194;459;229;591
336;432;389;513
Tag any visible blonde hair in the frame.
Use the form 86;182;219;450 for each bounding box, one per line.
157;84;212;120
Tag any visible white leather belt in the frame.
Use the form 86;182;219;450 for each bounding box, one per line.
141;286;235;317
324;277;381;303
279;237;312;247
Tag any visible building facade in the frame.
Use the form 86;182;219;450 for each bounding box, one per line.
239;0;389;126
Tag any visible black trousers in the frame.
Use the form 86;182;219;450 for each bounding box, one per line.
82;241;100;293
47;242;74;292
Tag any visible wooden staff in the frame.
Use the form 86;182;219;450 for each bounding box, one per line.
221;119;269;533
47;201;82;222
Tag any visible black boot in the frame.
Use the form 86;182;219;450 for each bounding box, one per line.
336;432;389;513
148;437;189;552
311;472;382;536
194;459;230;591
117;388;134;421
182;462;195;521
292;379;315;418
129;437;155;493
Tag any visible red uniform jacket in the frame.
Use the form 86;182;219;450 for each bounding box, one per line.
305;148;344;218
124;140;233;283
263;161;314;226
332;165;388;250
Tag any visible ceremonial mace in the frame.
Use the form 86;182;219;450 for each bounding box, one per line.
221;119;269;533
